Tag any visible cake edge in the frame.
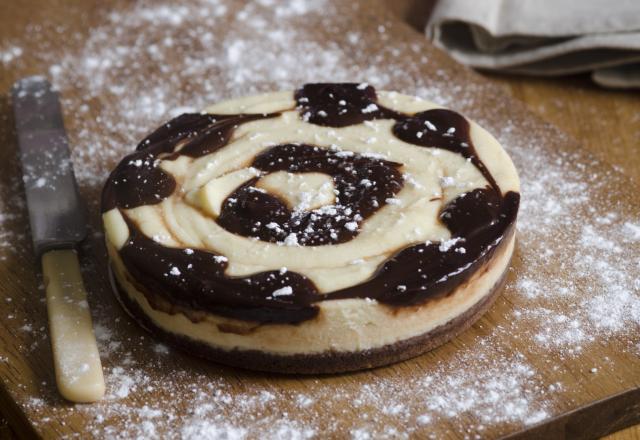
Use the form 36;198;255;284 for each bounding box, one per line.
108;253;512;375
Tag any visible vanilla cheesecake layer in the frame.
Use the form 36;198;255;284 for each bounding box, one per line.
109;231;514;355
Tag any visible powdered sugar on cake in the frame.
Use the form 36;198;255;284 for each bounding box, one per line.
0;0;638;438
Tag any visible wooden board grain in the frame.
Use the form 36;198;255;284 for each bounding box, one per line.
0;1;639;438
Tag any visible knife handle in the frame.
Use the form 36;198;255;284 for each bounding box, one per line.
42;249;105;402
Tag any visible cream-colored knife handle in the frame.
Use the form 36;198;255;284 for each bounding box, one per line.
42;249;105;402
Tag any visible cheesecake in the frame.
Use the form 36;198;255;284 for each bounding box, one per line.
102;83;520;373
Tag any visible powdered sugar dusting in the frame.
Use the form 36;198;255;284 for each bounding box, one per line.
1;0;638;438
0;45;23;65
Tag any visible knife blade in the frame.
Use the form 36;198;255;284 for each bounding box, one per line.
12;76;105;403
12;76;87;256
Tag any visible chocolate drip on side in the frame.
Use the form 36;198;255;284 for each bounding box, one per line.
102;112;278;211
119;218;319;324
295;83;403;127
216;143;404;245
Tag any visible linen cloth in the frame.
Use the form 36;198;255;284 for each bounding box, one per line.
426;0;640;88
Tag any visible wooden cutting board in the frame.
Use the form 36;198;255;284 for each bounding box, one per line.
0;1;638;438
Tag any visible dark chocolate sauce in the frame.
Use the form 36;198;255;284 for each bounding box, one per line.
295;83;402;127
327;189;519;305
119;218;319;324
217;143;403;245
172;113;277;158
102;112;278;211
104;83;520;324
392;109;499;191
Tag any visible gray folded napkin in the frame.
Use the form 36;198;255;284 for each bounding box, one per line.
426;0;640;88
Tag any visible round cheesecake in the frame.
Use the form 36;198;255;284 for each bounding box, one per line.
102;83;520;373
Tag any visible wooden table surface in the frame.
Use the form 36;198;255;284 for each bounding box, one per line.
457;77;640;440
390;3;640;437
464;78;640;440
1;0;639;438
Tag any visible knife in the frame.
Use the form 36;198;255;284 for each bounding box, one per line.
12;76;105;403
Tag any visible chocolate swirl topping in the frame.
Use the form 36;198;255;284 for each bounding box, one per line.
295;83;402;127
120;218;319;324
392;109;499;191
326;189;518;305
102;112;278;211
217;144;404;245
103;83;520;324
